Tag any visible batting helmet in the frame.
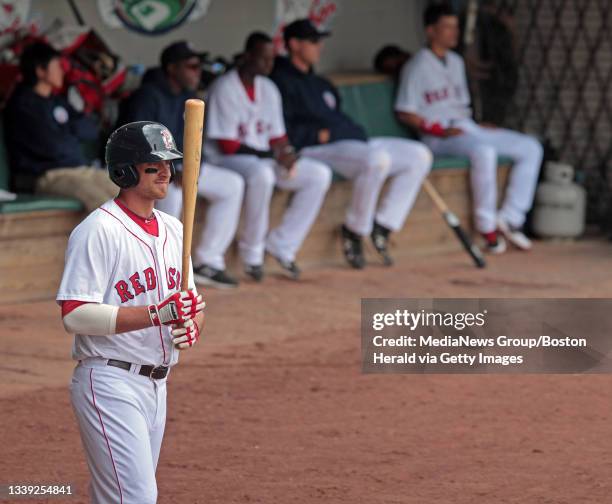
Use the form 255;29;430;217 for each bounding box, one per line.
105;121;183;188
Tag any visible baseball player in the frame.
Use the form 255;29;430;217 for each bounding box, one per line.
271;19;433;269
395;4;543;253
119;41;244;288
57;121;205;504
205;32;332;281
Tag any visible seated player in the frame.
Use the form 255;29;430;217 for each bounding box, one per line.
394;4;543;253
4;41;117;212
205;32;332;282
271;19;432;269
119;41;244;288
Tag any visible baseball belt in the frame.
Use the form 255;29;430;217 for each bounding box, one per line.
107;359;169;380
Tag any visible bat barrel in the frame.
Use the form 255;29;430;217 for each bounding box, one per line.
181;99;205;290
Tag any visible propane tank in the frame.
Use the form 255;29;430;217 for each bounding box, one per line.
532;162;586;238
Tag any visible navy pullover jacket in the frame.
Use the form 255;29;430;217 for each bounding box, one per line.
4;85;98;176
270;57;367;150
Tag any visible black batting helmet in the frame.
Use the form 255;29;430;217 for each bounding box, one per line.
105;121;183;188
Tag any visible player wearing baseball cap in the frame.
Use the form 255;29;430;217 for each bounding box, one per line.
205;32;332;281
271;19;432;269
4;41;118;211
57;121;205;503
119;40;244;289
395;4;543;253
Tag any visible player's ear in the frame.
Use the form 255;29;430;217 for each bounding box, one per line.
287;38;299;54
166;61;178;77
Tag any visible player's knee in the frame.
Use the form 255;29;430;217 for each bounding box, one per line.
248;163;275;190
141;489;157;504
309;160;333;191
221;170;245;200
524;136;544;163
414;144;433;175
367;148;391;178
471;144;497;169
129;484;157;504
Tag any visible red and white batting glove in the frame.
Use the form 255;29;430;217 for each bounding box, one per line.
148;289;205;327
171;319;200;349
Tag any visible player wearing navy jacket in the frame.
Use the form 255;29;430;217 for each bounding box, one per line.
271;19;432;269
4;41;117;211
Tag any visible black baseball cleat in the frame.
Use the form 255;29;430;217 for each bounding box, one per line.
370;221;394;266
193;264;239;289
341;224;365;269
270;254;301;280
244;264;264;282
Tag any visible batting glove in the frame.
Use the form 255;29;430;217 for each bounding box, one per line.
148;289;205;327
171;319;200;349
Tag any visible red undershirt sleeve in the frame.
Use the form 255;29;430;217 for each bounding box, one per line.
61;300;92;318
269;134;288;148
217;139;241;155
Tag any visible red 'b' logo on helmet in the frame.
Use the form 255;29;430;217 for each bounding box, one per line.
161;129;174;150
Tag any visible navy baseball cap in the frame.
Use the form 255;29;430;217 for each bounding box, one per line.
283;18;331;44
160;41;207;67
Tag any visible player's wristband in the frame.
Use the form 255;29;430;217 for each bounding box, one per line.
281;145;295;155
148;304;161;327
420;121;446;137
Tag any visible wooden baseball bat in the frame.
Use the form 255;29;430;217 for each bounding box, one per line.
180;99;205;290
422;179;486;269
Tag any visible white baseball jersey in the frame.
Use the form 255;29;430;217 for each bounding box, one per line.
205;68;286;154
57;199;194;367
395;48;472;126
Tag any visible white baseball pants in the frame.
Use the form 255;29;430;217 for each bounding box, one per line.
301;137;432;236
70;359;167;504
213;155;332;265
156;163;244;270
424;119;543;233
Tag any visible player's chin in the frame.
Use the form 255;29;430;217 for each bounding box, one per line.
152;183;169;199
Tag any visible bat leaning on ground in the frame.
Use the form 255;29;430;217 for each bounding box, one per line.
422;179;487;269
181;98;205;290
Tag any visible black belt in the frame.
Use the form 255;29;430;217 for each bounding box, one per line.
107;359;169;380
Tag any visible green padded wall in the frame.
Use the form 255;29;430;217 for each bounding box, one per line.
335;80;513;171
336;80;410;139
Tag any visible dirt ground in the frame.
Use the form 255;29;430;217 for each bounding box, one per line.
2;238;612;503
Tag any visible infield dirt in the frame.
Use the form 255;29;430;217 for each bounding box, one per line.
1;238;611;503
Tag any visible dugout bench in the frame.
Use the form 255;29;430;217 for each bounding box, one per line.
0;75;511;303
225;74;511;271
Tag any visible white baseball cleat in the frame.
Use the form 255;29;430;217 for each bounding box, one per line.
497;217;532;251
